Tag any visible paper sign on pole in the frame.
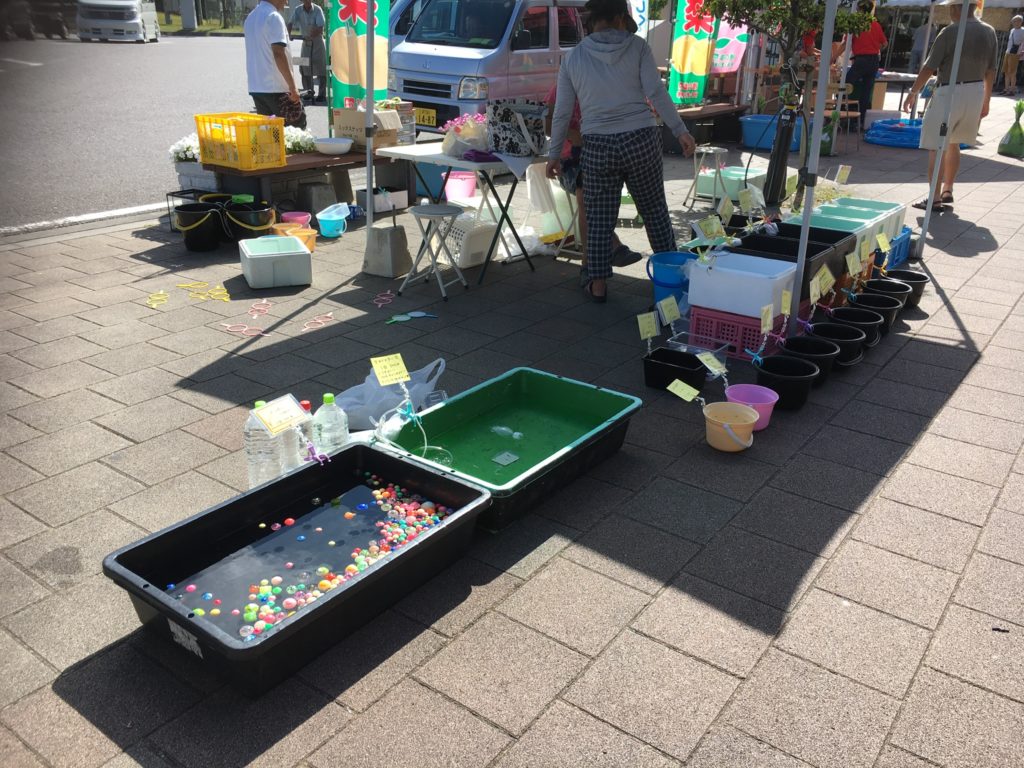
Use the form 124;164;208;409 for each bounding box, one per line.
760;304;773;334
836;165;851;185
738;188;753;214
667;378;700;401
717;196;734;222
846;250;862;277
697;351;726;374
860;238;872;264
371;353;410;386
657;296;682;325
876;232;891;253
810;275;822;303
781;289;792;316
637;312;659;340
695;215;726;240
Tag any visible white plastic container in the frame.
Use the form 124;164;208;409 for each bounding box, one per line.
688;253;796;317
695;167;767;202
239;236;312;289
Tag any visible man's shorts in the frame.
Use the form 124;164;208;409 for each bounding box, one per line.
919;82;985;150
558;145;583;194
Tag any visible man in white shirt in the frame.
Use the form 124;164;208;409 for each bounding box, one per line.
290;0;327;103
244;0;301;119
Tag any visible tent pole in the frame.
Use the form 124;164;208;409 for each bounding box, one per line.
788;0;839;328
914;0;971;260
365;0;375;231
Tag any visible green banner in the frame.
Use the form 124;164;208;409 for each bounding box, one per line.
669;0;718;105
326;0;390;106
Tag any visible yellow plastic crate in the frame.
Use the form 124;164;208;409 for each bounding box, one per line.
194;112;286;171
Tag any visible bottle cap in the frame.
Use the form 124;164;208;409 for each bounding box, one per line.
300;400;312;411
323;393;335;404
255;400;267;408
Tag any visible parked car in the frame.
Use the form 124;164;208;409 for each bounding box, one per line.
78;0;160;42
387;0;586;131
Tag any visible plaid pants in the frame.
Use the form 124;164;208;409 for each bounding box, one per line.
581;126;676;280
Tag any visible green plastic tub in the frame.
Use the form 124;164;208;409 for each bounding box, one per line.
831;198;906;239
389;368;642;529
785;214;879;270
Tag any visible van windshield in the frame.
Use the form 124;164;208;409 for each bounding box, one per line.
406;0;517;49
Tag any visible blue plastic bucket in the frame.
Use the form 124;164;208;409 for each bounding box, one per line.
740;114;803;152
647;251;697;305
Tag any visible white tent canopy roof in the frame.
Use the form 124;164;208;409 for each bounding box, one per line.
882;0;1023;6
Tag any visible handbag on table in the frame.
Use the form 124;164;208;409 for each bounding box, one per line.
486;98;547;157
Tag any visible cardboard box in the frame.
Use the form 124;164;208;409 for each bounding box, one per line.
332;108;402;149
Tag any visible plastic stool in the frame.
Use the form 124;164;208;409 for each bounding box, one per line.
685;146;729;209
398;204;469;301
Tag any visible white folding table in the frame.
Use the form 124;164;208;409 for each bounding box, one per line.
376;143;535;284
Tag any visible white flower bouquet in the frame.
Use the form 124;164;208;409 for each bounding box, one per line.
168;133;201;163
284;126;316;153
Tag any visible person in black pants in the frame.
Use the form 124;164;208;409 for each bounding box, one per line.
845;1;888;129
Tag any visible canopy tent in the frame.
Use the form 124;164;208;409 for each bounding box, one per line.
881;0;1020;6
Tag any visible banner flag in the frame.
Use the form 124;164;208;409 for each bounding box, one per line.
326;0;390;106
669;0;719;105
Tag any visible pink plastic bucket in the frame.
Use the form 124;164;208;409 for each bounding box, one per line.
445;171;477;200
281;211;312;228
725;384;779;431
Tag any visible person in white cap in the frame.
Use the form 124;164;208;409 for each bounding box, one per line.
902;0;997;212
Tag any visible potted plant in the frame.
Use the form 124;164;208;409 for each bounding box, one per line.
168;133;218;192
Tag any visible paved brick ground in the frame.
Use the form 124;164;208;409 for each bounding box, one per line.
1;94;1023;767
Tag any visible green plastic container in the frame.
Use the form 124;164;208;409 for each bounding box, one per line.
832;198;906;239
390;368;642;529
786;214;879;269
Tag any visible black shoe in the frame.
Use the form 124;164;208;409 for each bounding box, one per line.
611;243;642;267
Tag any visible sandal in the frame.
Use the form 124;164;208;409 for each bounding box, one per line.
940;191;954;204
912;198;944;212
582;279;607;304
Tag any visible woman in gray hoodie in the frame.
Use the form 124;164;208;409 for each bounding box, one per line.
546;0;695;302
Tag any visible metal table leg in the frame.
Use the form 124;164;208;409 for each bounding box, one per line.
476;173;533;285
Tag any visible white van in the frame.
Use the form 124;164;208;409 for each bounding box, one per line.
78;0;160;42
387;0;587;131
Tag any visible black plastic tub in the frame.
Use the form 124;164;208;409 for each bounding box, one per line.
643;347;706;391
174;203;223;252
863;278;913;309
223;202;276;241
774;222;855;279
103;443;491;695
850;292;902;335
778;335;841;385
808;322;867;366
884;269;930;309
831;306;885;348
728;236;834;300
754;355;820;410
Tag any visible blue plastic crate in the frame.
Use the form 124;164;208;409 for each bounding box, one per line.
874;225;912;270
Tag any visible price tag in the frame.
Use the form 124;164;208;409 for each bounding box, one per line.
859;238;872;265
836;164;851;185
717;195;734;222
697;351;726;375
695;215;726;240
810;275;822;303
667;378;700;402
657;296;681;325
371;353;410;386
876;232;891;253
738;188;753;214
637;312;659;340
785;174;798;198
846;250;862;277
781;289;792;316
760;303;773;334
254;394;309;436
816;264;836;294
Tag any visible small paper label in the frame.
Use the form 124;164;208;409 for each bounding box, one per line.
860;238;872;264
697;351;726;374
254;394;309;436
748;185;766;210
816;264;836;294
371;353;410;386
810;275;822;303
785;174;798;198
760;303;773;334
695;215;726;240
876;232;891;253
492;451;519;466
717;196;734;221
637;312;659;340
836;164;851;185
738;188;753;214
667;379;700;401
657;296;681;325
846;250;862;277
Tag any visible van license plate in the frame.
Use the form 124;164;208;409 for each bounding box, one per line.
415;108;436;127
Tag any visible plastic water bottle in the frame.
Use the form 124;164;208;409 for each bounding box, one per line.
280;426;302;473
298;399;315;457
244;401;281;489
313;393;349;454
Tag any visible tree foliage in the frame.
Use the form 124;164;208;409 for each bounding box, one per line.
696;0;873;62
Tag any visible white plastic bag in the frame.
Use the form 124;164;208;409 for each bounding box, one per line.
336;358;446;430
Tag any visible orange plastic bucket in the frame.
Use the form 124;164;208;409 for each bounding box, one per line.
291;227;317;252
271;222;301;237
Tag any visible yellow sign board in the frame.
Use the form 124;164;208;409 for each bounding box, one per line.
760;303;773;334
667;379;700;402
657;296;681;325
371;353;411;386
254;394;309;436
876;232;891;253
637;312;659;340
697;351;726;375
781;289;792;316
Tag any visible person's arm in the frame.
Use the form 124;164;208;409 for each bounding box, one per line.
546;64;577;172
901;65;936;112
272;44;300;101
982;66;995;117
311;5;324;38
638;39;695;156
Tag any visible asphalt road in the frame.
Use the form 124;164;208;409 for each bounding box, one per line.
0;35;332;230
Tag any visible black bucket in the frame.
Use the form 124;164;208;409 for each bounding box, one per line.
198;193;235;240
174;203;223;252
223;202;276;241
831;306;885;348
850;292;902;335
778;335;841;386
863;278;913;310
884;269;929;309
754;355;820;410
808;322;866;367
